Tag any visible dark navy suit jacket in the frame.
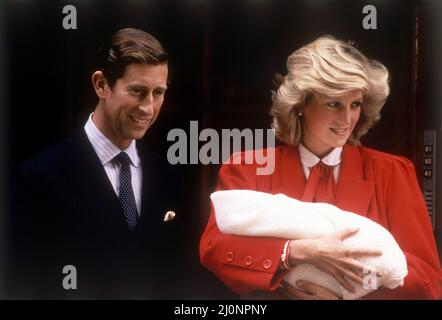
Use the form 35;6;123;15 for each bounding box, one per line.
9;129;191;299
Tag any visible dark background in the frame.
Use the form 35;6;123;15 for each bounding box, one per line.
1;0;441;298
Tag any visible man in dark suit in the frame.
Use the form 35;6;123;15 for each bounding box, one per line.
9;28;190;299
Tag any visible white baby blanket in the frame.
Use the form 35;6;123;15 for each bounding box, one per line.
211;190;408;299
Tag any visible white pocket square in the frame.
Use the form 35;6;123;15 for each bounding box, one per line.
163;210;176;222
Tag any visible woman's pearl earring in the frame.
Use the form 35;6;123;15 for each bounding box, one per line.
298;111;303;117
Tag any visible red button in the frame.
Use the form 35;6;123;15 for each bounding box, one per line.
244;256;253;266
262;259;272;269
225;252;234;262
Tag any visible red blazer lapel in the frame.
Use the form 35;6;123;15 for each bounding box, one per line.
270;145;306;199
336;145;374;216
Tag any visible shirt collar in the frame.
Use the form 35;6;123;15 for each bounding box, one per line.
84;113;140;167
298;143;342;168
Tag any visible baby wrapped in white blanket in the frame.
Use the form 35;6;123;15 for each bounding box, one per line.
211;190;408;299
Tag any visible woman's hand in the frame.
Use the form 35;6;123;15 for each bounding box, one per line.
279;280;340;300
288;227;383;293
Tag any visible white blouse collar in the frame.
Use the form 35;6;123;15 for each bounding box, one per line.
298;143;342;168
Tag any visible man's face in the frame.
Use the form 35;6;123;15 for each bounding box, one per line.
99;63;168;148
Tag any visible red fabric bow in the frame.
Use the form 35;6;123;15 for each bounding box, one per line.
302;162;336;204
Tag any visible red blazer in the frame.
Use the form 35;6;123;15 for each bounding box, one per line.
200;144;442;299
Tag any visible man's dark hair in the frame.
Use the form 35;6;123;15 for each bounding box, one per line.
94;28;168;88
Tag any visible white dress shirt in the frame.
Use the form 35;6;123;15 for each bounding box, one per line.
84;113;142;215
298;143;342;183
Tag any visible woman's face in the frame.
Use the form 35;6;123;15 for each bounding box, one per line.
301;89;363;158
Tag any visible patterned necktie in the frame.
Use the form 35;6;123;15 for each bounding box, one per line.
302;161;337;204
114;152;139;230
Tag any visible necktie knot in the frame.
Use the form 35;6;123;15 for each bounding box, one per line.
114;152;131;167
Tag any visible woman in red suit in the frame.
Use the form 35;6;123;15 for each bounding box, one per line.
199;36;442;299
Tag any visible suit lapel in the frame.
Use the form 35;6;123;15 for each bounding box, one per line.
139;143;184;236
335;145;374;215
61;130;129;233
137;145;177;244
138;146;154;226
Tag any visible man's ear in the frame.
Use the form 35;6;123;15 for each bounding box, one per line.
92;71;109;99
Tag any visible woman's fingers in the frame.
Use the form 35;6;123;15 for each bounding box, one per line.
332;259;384;289
333;271;357;292
315;260;357;291
340;257;367;271
280;280;340;300
337;266;364;286
318;257;361;287
333;228;382;255
325;260;362;287
280;281;313;300
296;280;340;300
334;258;377;286
340;258;383;277
332;229;382;257
294;231;384;294
333;227;360;240
343;248;383;258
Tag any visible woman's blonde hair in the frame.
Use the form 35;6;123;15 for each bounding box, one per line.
270;35;390;146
